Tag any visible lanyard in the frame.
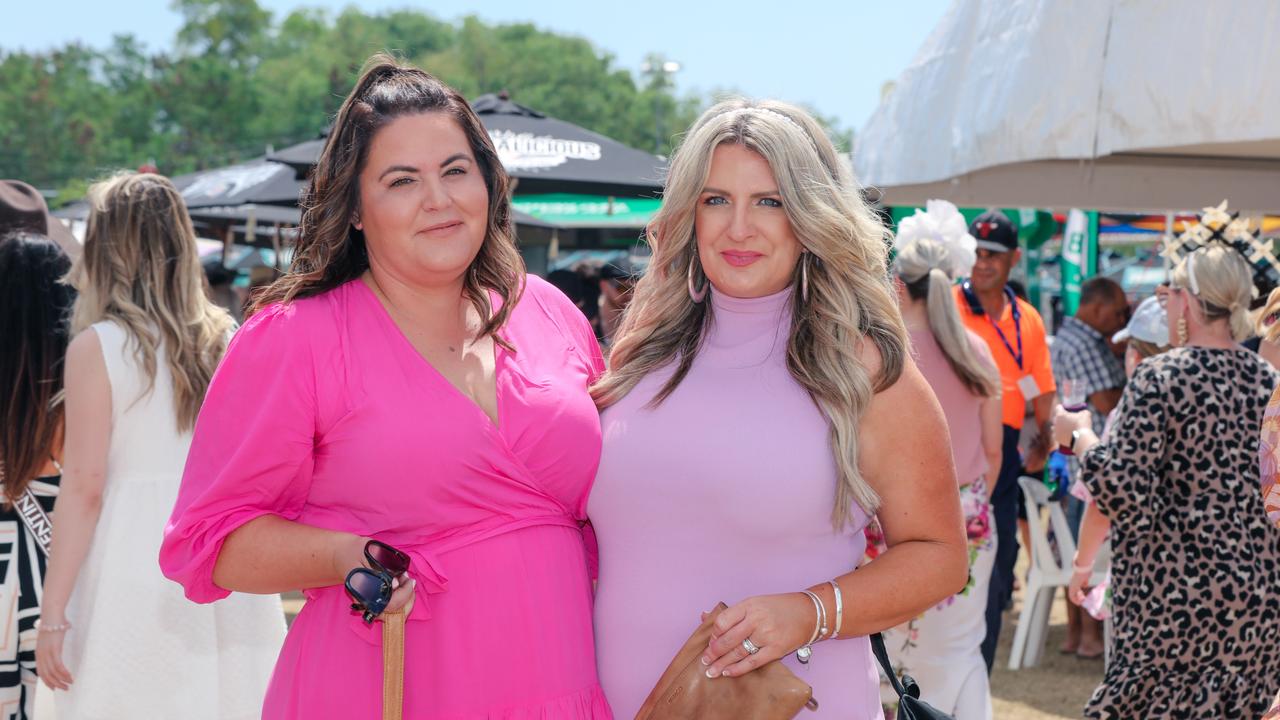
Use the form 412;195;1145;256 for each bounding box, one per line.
964;283;1024;370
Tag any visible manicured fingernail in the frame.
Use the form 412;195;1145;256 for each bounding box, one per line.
705;668;717;678
700;656;710;666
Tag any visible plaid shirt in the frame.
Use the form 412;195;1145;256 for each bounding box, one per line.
1050;316;1127;436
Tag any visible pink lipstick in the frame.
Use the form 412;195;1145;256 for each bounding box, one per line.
721;251;763;267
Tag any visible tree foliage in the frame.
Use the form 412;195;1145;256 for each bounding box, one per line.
0;1;850;201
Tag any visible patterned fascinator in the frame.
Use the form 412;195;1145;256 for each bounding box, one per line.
1160;200;1280;303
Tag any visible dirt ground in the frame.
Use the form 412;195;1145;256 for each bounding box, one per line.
990;584;1102;719
282;561;1102;719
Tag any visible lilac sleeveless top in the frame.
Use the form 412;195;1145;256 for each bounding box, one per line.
589;286;881;719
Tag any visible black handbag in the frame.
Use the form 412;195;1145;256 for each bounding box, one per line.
870;632;956;720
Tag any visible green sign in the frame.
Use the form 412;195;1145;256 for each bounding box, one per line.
512;193;661;227
1060;209;1099;315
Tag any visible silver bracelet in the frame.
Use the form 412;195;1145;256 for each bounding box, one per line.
827;580;844;640
36;619;71;634
796;590;827;664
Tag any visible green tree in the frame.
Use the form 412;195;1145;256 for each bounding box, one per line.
171;0;272;63
0;5;716;193
0;45;118;186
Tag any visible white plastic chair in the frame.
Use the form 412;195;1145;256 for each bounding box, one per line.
1007;475;1109;670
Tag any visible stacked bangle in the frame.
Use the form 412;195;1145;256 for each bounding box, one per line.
796;590;827;664
827;580;844;640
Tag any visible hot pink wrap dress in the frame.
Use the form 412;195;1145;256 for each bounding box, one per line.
160;276;612;719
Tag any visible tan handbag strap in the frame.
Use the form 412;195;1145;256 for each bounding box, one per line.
382;609;406;720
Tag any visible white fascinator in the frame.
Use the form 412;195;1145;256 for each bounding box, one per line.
894;200;978;279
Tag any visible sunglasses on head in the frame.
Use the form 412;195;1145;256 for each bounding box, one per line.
344;539;411;624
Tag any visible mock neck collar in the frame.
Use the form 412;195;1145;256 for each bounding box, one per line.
700;285;794;364
709;285;794;315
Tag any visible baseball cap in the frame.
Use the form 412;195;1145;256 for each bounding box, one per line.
1112;296;1168;346
968;210;1017;253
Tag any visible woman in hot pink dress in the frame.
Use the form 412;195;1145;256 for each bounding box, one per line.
160;56;611;719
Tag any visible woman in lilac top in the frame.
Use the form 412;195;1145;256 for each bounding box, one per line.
588;100;969;718
159;57;611;719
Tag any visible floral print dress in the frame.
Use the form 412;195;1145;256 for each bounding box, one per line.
865;477;994;717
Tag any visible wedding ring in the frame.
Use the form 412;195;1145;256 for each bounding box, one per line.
742;638;761;655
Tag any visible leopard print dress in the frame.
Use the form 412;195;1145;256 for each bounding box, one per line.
1080;346;1280;719
1080;345;1280;712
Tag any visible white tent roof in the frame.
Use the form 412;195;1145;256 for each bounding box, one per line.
855;0;1280;212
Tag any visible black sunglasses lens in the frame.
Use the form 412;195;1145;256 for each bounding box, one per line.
346;569;391;618
366;541;410;577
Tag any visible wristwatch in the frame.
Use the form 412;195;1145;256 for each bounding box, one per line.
1070;429;1083;454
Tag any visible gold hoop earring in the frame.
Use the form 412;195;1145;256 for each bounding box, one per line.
687;253;708;303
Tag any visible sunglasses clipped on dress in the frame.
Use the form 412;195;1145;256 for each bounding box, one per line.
345;540;411;624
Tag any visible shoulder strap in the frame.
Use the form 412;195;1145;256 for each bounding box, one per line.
870;632;918;702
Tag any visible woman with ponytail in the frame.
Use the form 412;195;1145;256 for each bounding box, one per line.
161;55;610;718
869;200;1000;719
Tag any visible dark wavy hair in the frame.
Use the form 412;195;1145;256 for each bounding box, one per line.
251;54;525;343
0;232;75;502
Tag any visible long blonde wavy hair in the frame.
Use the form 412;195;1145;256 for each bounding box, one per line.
68;172;235;432
592;99;909;526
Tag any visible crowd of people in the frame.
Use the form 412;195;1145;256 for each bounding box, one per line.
3;52;1280;720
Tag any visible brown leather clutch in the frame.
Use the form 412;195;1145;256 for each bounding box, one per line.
635;602;819;720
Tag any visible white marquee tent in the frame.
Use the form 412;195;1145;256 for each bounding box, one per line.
854;0;1280;212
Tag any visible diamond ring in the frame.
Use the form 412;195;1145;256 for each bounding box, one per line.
742;638;761;655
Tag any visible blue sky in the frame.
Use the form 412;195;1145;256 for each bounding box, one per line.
2;0;954;132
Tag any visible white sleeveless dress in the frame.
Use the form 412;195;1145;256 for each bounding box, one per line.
49;321;286;719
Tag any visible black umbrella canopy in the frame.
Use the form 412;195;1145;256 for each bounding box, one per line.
268;94;666;196
269;138;326;177
473;93;665;195
52;162;303;218
187;203;303;226
184;199;554;230
172;158;304;208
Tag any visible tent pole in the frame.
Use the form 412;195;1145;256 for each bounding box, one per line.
222;224;234;271
272;223;282;275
